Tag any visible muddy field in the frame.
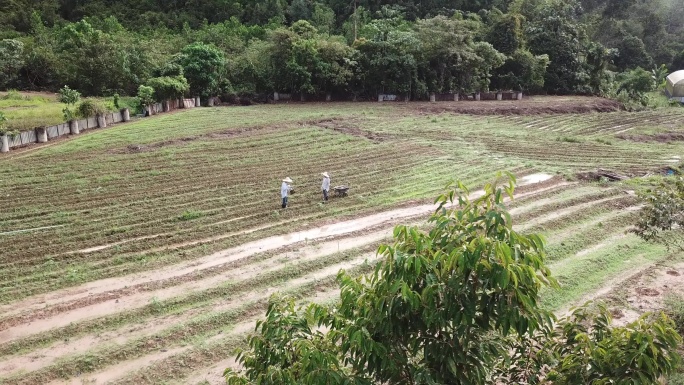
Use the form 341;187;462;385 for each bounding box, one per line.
1;97;683;384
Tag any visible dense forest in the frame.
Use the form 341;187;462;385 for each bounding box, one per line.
1;0;683;101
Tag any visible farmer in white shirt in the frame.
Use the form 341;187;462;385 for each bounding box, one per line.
281;177;293;208
321;172;330;203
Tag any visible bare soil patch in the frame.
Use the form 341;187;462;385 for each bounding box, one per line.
598;262;684;327
311;118;391;143
635;287;661;297
406;97;621;116
113;137;199;154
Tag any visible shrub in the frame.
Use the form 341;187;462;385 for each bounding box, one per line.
77;99;108;118
0;112;19;137
1;89;23;100
178;210;203;221
137;85;155;107
146;75;189;102
58;85;81;121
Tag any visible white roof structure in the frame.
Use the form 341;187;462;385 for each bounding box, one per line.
666;70;684;97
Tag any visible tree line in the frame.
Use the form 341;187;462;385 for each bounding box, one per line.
1;0;683;102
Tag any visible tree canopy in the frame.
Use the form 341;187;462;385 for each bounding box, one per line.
0;0;681;99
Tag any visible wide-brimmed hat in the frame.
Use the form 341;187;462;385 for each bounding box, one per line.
321;172;330;178
282;177;293;183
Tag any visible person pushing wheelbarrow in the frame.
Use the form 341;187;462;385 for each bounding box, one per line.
321;172;330;203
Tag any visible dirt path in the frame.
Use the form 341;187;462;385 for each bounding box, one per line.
0;229;393;344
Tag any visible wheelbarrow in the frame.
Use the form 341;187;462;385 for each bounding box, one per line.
332;185;350;197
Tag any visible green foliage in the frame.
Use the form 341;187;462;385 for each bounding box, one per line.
145;76;189;102
0;111;14;137
3;0;684;100
634;176;684;251
177;43;225;99
652;64;669;89
178;210;203;221
487;11;525;56
58;85;81;106
0;39;24;89
611;33;654;71
619;67;655;97
58;85;81;121
136;85;155;107
527;1;592;94
546;304;681;384
76;98;107;118
1;90;24;100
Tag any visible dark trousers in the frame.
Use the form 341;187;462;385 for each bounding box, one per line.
322;189;328;202
282;197;288;208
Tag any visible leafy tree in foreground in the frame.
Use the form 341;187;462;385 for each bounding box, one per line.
226;174;681;385
634;175;684;251
546;305;681;384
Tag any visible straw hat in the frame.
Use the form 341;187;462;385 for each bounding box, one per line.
283;177;293;183
321;172;330;178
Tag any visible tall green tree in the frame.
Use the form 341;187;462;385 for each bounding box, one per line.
0;39;24;89
527;0;591;94
355;14;421;96
177;42;226;99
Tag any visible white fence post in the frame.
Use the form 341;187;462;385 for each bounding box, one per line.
1;135;9;153
36;127;48;143
70;120;80;135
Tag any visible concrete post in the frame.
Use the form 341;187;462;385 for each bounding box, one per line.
326;93;331;102
378;94;383;102
404;94;410;102
97;114;107;128
163;100;170;112
454;93;459;102
122;108;130;122
496;92;502;101
195;96;200;107
208;97;215;107
36;127;48;143
70;120;80;135
517;91;523;100
429;93;436;102
273;92;279;102
475;92;481;101
300;93;305;102
1;135;9;153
